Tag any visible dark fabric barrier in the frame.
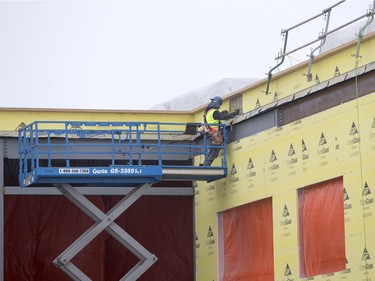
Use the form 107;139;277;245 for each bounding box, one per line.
5;193;193;281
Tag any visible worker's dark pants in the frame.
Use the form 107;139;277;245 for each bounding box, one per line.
203;139;221;166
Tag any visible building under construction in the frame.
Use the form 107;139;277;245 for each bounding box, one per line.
1;2;375;281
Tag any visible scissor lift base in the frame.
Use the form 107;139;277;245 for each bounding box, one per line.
53;183;158;281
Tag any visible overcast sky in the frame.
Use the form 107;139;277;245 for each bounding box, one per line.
0;0;373;110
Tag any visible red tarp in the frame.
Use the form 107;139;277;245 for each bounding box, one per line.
223;197;274;281
298;177;346;277
5;194;194;281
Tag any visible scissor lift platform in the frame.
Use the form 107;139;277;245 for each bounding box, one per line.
18;121;228;281
21;165;226;186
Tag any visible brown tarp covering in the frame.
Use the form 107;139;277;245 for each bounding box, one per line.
298;177;346;277
4;193;194;281
223;197;274;280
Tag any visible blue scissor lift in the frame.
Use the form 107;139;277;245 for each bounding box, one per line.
18;121;228;281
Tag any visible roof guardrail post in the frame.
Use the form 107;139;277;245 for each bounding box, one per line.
64;122;70;168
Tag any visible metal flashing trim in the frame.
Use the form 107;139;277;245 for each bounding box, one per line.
366;61;375;72
310;81;329;93
294;88;311;100
277;94;295;107
0;131;18;138
259;100;279;112
346;65;367;79
328;73;348;87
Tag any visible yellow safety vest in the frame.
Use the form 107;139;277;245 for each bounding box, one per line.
204;109;223;145
205;109;220;127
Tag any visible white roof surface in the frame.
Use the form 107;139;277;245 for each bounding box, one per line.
151;78;259;111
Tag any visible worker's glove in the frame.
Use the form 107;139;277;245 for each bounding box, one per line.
193;131;202;141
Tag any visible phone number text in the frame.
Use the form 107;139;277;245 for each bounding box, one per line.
58;168;142;174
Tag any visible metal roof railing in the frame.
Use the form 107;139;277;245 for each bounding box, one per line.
18;121;228;187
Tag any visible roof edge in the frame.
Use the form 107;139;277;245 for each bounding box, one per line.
0;107;191;114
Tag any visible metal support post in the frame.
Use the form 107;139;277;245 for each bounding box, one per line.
53;183;157;281
0;139;4;281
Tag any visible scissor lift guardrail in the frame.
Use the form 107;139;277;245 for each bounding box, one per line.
18;121;228;281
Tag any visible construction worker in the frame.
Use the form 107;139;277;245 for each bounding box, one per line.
199;96;240;166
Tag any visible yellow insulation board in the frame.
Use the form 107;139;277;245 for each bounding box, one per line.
195;92;375;281
0;109;193;131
